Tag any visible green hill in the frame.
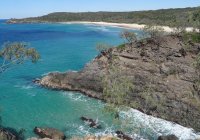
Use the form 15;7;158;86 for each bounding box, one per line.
8;7;200;27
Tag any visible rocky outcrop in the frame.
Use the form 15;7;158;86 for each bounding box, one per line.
157;135;178;140
115;131;132;140
80;117;101;129
0;128;17;140
34;127;66;140
37;35;200;131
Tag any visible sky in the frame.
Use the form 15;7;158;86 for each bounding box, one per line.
0;0;199;19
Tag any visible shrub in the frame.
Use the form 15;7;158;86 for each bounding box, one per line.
143;25;165;39
120;30;137;45
96;43;111;53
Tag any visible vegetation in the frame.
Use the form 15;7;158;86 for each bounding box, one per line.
191;9;200;30
120;30;137;46
182;32;200;43
143;25;165;38
101;61;134;112
96;43;111;53
0;42;40;73
9;7;200;27
0;42;39;140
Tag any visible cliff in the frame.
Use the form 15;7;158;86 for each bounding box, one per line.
38;35;200;132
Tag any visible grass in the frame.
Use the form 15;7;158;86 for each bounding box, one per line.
117;44;126;50
183;32;200;43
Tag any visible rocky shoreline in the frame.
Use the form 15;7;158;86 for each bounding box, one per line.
37;36;200;131
37;34;200;133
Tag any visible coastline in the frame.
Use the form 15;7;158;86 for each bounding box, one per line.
58;21;195;32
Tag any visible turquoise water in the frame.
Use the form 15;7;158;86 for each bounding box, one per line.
0;20;142;138
1;20;200;140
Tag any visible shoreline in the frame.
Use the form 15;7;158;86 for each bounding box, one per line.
58;21;195;32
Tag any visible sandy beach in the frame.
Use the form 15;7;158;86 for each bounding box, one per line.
59;21;195;32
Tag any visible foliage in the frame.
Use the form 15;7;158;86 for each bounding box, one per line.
182;32;200;43
143;25;165;38
0;42;40;73
96;43;111;53
101;63;134;119
10;7;200;27
102;65;134;107
117;44;126;50
193;53;200;70
191;9;200;30
120;30;137;44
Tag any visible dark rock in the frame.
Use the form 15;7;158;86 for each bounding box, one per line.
115;131;132;140
0;128;17;140
158;135;179;140
80;116;101;129
33;127;66;140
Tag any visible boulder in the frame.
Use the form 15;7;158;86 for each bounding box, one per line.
115;131;132;140
0;128;17;140
33;127;66;140
80;117;101;129
157;135;178;140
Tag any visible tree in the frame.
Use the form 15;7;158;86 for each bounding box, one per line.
143;25;165;38
192;9;200;31
0;42;40;73
120;30;137;45
101;63;135;133
96;43;111;53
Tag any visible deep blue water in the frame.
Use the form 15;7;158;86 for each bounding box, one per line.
0;20;142;138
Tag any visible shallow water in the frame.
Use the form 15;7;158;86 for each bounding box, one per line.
0;20;199;140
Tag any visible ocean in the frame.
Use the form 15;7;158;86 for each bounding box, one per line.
0;20;199;140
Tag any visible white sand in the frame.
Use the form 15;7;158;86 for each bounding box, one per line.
59;21;195;32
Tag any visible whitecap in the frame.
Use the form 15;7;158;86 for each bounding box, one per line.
119;108;200;140
62;92;88;102
86;25;110;32
15;85;33;90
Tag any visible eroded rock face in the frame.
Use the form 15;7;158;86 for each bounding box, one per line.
0;128;17;140
33;127;66;140
38;35;200;131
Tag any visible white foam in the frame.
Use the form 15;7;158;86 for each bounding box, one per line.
119;108;200;140
86;25;110;32
41;71;60;76
15;85;33;90
62;92;88;102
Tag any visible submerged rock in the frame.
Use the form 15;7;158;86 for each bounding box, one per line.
158;135;178;140
33;127;66;140
80;116;101;129
115;131;132;140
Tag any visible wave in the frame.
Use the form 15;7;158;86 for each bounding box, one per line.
15;85;34;90
119;108;200;140
62;92;89;102
86;25;110;32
